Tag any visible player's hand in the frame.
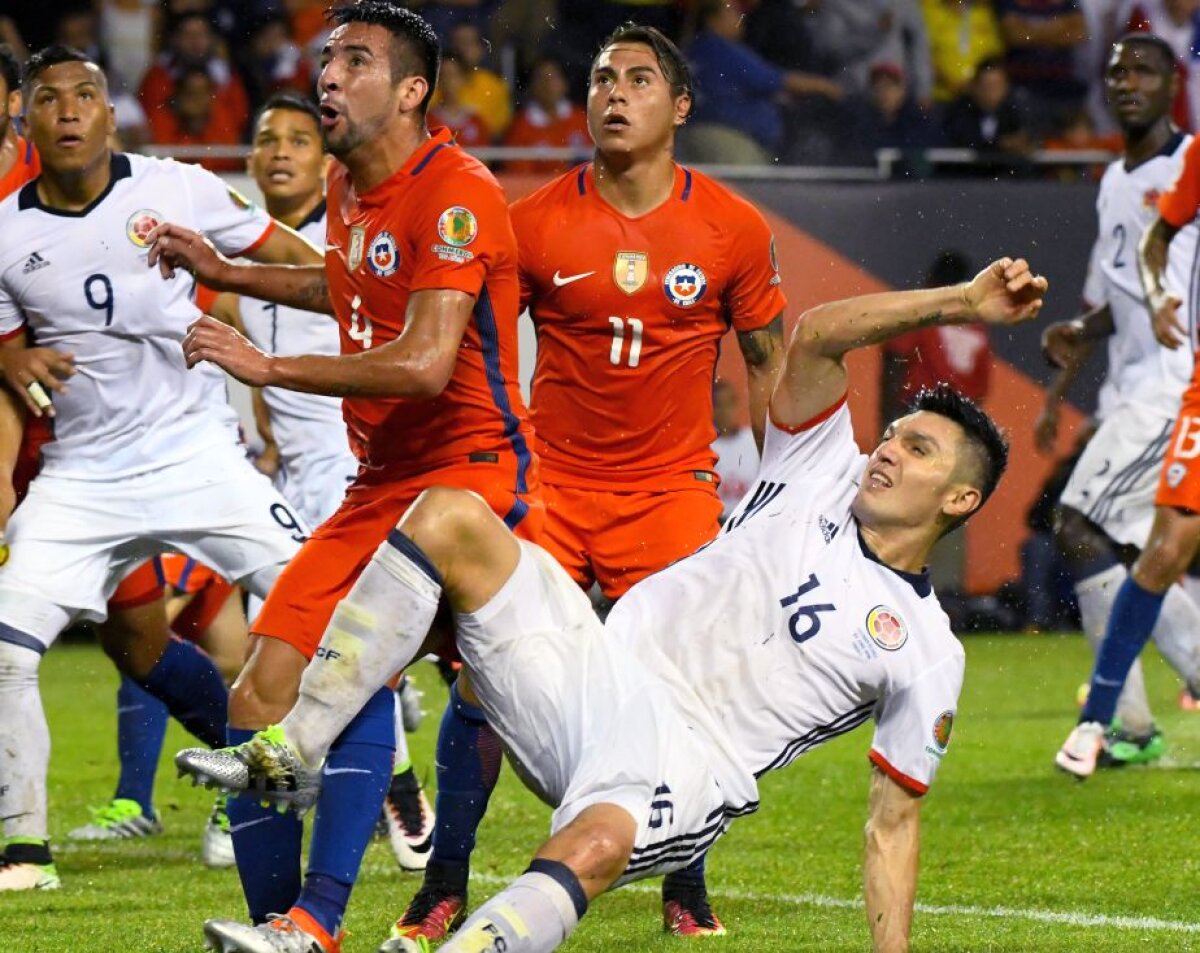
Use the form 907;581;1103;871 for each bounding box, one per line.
1150;291;1186;350
147;223;232;286
1033;405;1059;456
183;314;273;386
255;441;280;479
1040;320;1086;369
966;257;1048;326
0;346;75;417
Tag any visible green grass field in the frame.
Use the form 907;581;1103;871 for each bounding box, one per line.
7;636;1200;952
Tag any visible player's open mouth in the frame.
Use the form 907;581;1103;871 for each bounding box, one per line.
868;470;893;489
603;113;630;130
56;134;84;148
319;104;342;128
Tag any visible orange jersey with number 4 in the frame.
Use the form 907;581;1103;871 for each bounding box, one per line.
512;164;785;491
324;127;535;489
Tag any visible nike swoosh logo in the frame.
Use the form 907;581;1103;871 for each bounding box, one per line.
228;816;275;834
552;270;595;287
1093;676;1122;687
323;765;373;777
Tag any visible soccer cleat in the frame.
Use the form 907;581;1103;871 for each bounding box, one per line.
202;792;236;868
177;725;322;813
397;676;424;733
388;882;467;941
0;859;60;891
67;798;163;841
1180;686;1200;711
377;936;431;953
1055;720;1106;778
382;769;435;871
663;893;727;937
1100;726;1167;767
203;909;341;953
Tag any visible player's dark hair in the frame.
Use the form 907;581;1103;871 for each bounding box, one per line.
596;23;693;118
23;45;106;93
327;1;440;114
253;91;322;135
907;383;1008;532
1111;32;1177;75
0;45;19;97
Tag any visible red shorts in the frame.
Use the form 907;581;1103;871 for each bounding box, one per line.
1158;387;1200;512
253;466;544;659
539;481;722;599
160;553;223;594
108;558;166;611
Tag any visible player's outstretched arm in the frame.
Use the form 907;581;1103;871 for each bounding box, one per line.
184;288;474;397
147;222;332;315
1138;215;1187;349
863;767;921;953
771;258;1047;429
737;314;786;450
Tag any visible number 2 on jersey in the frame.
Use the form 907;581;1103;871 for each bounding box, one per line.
608;316;643;367
84;274;114;326
349;294;373;349
1112;223;1126;268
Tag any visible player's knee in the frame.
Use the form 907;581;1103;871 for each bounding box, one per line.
403;486;498;561
553;819;634;888
0;639;41;692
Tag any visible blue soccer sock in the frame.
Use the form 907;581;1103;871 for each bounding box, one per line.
427;682;503;889
662;853;708;900
139;636;227;748
226;726;305;923
300;686;394;937
1081;577;1167;726
113;676;168;817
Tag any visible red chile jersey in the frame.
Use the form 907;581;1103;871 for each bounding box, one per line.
324;127;535;489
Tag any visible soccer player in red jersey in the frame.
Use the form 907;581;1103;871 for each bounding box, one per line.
395;23;787;943
153;5;540;950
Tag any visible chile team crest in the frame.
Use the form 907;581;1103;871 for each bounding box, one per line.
368;230;399;277
126;209;162;249
866;605;908;651
663;263;707;308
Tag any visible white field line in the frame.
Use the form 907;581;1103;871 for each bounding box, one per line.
475;872;1200;934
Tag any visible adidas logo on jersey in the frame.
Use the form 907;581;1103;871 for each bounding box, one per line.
22;252;49;274
819;515;839;544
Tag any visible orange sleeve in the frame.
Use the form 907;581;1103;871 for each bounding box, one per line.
1159;135;1200;228
407;170;514;297
509;195;538;312
194;283;219;312
723;198;787;332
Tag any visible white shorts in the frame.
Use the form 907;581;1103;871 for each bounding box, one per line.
0;440;306;647
1059;401;1176;547
276;450;358;530
455;542;730;884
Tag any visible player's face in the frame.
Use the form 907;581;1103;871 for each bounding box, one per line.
318;22;426;158
249;107;325;204
1105;43;1175;131
0;78;16;142
25;61;115;175
588;44;690;157
852;412;980;534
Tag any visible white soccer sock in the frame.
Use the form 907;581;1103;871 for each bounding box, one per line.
392;692;411;769
442;867;585;953
0;641;50;841
1075;565;1154;734
282;533;442;766
1149;584;1200;692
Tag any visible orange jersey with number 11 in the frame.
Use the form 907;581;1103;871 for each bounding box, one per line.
512;164;785;491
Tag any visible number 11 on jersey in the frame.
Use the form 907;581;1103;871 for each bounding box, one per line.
608;316;643;367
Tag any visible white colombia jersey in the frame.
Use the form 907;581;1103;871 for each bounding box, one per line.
1093;134;1197;414
238;201;355;492
611;400;964;812
0;153;274;478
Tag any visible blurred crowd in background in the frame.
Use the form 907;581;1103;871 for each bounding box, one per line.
0;1;1195;174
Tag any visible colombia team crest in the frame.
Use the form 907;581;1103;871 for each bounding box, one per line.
368;230;399;277
613;251;648;295
663;263;707;307
437;206;478;247
865;605;908;651
126;209;162;249
932;710;954;751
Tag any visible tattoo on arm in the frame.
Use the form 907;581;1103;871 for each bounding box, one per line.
737;316;785;367
299;274;330;312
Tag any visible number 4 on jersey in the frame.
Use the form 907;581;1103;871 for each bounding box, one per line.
349;294;373;349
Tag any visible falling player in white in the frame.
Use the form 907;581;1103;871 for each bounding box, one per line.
1039;35;1200;763
0;48;321;890
182;256;1047;953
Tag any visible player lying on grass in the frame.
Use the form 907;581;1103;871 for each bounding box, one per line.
179;257;1046;953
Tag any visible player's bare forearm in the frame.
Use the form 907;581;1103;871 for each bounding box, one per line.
863;768;920;953
263;340;449;398
737;315;785;451
221;263;333;315
1138;216;1180;306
